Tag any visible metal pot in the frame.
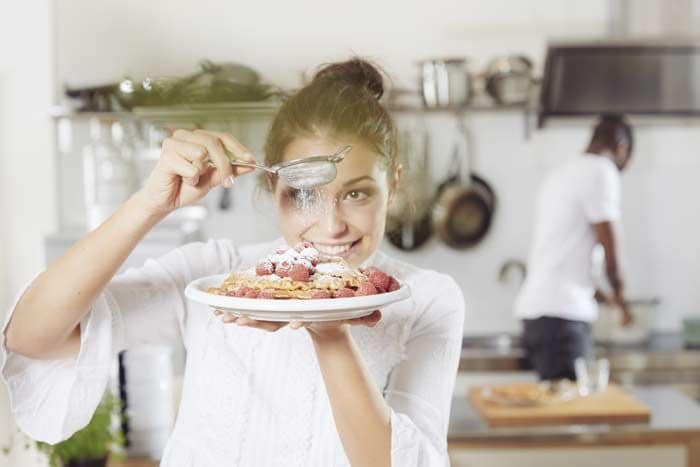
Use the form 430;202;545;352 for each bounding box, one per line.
484;55;534;105
419;58;472;108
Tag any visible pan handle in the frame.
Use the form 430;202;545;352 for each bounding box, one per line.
447;145;462;180
455;117;474;186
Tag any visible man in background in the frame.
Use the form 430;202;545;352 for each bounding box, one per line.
515;115;634;381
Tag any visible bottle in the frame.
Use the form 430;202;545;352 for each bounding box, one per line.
133;123;166;188
82;118;134;230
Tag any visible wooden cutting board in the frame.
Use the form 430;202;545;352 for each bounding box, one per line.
469;383;651;427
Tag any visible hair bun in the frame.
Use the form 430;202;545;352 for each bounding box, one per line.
312;58;385;100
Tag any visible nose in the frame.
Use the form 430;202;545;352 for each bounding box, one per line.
318;202;348;237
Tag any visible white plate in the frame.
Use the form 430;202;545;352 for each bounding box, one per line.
185;273;412;322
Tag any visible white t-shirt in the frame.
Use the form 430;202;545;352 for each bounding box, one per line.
514;154;621;323
1;238;464;467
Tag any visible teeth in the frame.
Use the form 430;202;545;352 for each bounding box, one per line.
312;242;353;255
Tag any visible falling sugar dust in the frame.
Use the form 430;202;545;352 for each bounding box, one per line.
289;186;337;217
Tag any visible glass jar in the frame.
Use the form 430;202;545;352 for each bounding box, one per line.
82;118;135;230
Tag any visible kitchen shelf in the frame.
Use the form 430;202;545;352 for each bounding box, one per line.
49;98;546;141
49;105;135;120
49;101;282;123
132;101;281;122
387;101;534;114
51;99;531;119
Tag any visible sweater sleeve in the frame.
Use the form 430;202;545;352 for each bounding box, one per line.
0;238;239;443
385;273;465;466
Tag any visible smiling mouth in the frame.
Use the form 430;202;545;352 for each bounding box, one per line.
309;239;361;257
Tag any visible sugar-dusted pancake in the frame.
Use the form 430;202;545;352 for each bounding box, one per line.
207;242;400;300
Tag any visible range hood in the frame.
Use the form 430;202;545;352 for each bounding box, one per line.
538;38;700;126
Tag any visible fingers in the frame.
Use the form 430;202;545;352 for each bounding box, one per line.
213;309;287;332
290;310;382;332
161;137;208;186
174;129;233;187
211;309;382;333
351;310;382;327
165;129;258;190
195;130;257;179
222;314;238;323
201;130;256;163
289;321;309;329
237;316;286;332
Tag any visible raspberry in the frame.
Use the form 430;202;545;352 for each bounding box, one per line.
244;289;259;299
298;245;319;266
356;281;378;296
387;276;400;292
333;287;355;298
295;241;313;252
367;268;390;291
276;260;293;277
256;260;274;276
311;290;332;299
232;287;248;297
289;263;311;282
258;289;276;299
297;259;313;270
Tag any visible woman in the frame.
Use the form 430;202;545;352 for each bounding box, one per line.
2;58;464;466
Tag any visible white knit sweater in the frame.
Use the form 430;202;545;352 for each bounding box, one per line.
1;238;464;466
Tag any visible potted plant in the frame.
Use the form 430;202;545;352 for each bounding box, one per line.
3;393;125;467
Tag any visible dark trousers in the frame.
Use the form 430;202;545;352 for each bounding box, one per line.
522;316;592;381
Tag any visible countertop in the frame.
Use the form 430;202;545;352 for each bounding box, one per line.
108;458;158;467
448;385;700;444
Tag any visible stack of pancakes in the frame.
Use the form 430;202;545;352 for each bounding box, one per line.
207;243;366;299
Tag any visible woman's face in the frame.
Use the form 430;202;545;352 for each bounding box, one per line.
274;135;395;268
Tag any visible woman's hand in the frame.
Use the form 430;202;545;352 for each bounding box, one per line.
135;129;256;216
212;309;382;338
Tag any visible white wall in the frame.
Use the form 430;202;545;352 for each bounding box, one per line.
49;0;700;335
0;1;55;465
54;0;610;89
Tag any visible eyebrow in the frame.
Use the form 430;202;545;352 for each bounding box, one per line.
342;175;376;187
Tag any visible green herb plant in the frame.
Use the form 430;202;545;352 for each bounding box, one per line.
3;392;124;467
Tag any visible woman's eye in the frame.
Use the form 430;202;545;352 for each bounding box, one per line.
283;188;321;209
344;190;369;202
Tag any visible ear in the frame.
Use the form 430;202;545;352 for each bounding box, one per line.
614;143;630;169
387;163;403;206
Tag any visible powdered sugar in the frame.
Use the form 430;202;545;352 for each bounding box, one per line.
298;247;319;261
247;243;363;288
314;261;350;276
266;248;315;270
